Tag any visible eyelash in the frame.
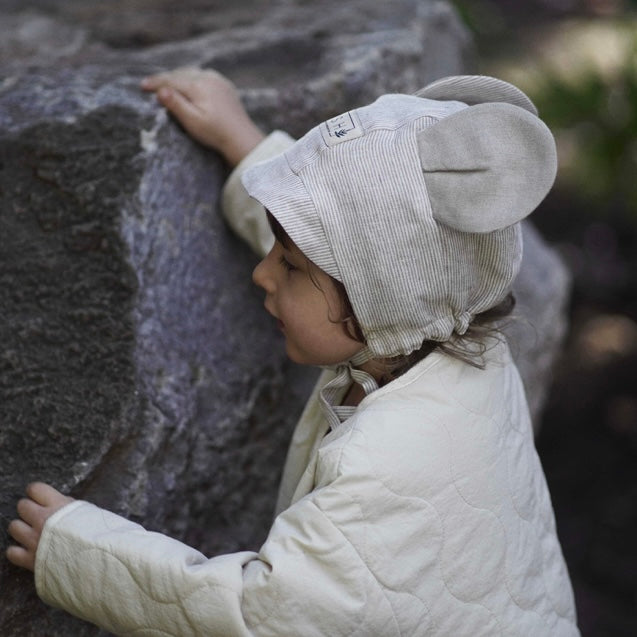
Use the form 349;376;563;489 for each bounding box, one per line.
279;255;297;273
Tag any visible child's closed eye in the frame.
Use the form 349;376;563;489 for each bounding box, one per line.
279;255;298;273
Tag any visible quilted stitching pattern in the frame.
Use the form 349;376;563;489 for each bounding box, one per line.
307;342;578;635
36;342;579;636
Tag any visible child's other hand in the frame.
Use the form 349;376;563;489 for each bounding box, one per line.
6;482;74;572
141;68;265;167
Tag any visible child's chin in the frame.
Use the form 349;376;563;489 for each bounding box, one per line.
284;345;322;367
285;349;311;366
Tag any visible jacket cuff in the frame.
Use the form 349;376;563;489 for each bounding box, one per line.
33;500;258;635
34;500;142;609
221;130;295;258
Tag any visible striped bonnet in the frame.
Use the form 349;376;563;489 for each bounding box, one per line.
242;75;557;358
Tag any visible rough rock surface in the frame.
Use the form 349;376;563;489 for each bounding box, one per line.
0;1;567;635
0;69;308;636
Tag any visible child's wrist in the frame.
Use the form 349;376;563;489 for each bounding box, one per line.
220;122;265;167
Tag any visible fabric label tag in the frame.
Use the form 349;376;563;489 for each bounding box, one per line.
321;110;364;147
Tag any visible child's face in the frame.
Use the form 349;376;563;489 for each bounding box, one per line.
253;239;364;367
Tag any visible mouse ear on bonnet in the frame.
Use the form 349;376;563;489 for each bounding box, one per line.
415;76;558;234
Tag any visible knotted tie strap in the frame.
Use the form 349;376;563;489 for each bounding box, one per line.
319;348;379;430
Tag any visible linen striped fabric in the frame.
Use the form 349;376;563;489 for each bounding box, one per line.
242;75;557;358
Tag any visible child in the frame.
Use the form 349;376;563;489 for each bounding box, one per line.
7;68;580;636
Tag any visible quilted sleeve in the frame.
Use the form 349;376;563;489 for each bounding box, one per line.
220;130;295;257
35;487;392;637
35;501;257;636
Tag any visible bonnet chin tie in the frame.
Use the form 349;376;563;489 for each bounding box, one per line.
319;348;379;431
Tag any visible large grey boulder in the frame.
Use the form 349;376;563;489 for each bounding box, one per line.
0;2;567;635
0;69;308;636
512;223;571;420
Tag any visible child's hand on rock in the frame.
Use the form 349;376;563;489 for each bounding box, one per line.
141;68;265;167
6;482;74;572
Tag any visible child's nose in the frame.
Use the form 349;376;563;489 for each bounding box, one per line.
252;255;274;293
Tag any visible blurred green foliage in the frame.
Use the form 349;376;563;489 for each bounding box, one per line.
531;43;637;220
452;3;637;311
452;2;637;229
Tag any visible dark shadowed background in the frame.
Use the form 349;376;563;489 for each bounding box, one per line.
457;1;637;634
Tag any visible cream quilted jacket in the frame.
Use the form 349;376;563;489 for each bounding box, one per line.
34;133;580;636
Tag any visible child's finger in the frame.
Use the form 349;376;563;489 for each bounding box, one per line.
6;544;35;572
140;73;180;91
16;497;45;528
157;87;202;125
26;482;64;506
7;519;39;551
141;68;202;93
140;74;165;90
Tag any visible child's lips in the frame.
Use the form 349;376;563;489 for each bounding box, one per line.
264;303;284;330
